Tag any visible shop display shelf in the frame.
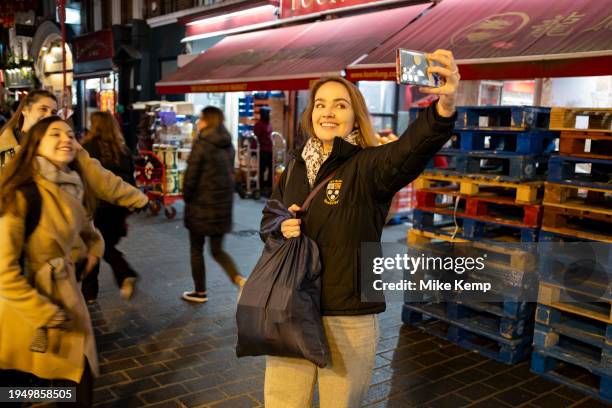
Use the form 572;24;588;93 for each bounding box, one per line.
407;228;537;272
429;151;549;182
549;107;612;133
541;205;612;243
416;187;542;228
416;173;544;204
401;303;532;365
547;155;612;190
531;349;611;403
412;209;540;243
455;105;552;131
443;129;558;155
535;305;611;367
559;130;612;160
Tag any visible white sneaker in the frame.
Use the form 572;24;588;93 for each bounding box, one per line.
182;291;208;303
120;277;137;300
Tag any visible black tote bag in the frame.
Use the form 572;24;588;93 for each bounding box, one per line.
235;173;334;367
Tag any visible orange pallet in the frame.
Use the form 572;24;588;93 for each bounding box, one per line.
559;130;612;160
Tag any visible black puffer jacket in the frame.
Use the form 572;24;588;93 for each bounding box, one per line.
261;103;455;316
184;125;235;236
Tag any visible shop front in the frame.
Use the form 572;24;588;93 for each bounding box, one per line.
346;0;612;132
72;29;117;132
31;21;74;103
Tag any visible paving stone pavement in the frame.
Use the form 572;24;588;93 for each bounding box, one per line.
78;197;604;408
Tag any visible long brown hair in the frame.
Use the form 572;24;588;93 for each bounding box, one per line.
82;111;128;166
0;116;94;216
301;76;378;148
0;90;58;137
200;106;225;130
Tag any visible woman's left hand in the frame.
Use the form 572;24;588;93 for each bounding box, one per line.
419;49;460;118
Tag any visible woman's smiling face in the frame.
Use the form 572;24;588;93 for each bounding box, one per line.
311;81;355;149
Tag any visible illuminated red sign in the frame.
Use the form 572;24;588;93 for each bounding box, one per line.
73;29;114;62
280;0;388;19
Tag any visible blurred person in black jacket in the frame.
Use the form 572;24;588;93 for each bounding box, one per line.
182;106;245;303
81;111;139;302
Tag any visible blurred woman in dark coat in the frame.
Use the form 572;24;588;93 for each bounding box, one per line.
81;111;139;302
182;106;244;303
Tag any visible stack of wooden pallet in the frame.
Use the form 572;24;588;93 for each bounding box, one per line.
531;107;612;402
402;106;559;365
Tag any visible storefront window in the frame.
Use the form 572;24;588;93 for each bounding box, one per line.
501;80;535;106
479;81;503;106
358;81;396;135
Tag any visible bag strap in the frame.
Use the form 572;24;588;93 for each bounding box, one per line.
300;171;336;214
284;159;295;191
19;183;42;271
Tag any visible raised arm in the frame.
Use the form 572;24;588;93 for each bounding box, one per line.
76;148;148;210
362;49;460;201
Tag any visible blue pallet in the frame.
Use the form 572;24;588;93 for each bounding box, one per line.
413;209;539;243
547;155;612;190
429;151;549;182
539;229;599;242
460;300;535;321
443;129;558;155
402;303;532;364
535;305;611;362
455;106;552;130
446;302;534;340
531;350;612;402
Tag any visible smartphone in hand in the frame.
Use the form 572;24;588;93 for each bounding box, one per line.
396;49;440;88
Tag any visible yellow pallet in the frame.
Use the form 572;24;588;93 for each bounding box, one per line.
416;172;543;204
550;107;612;133
543;182;612;217
407;229;536;271
538;282;612;324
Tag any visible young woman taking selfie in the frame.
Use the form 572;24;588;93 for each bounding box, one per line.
262;50;460;407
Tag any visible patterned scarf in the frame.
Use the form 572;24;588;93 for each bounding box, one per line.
36;156;84;203
301;130;359;188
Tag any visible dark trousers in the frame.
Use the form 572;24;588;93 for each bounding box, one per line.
259;151;273;195
0;359;93;407
82;208;137;300
189;232;240;293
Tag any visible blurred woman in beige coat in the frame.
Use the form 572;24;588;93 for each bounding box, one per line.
0;116;108;406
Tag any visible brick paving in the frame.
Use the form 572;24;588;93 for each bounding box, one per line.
81;198;605;407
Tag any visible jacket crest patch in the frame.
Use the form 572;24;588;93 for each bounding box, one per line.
324;179;342;205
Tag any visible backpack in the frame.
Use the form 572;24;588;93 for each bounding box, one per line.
19;183;42;270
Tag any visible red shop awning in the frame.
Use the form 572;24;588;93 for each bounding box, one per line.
347;0;612;81
156;3;430;94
